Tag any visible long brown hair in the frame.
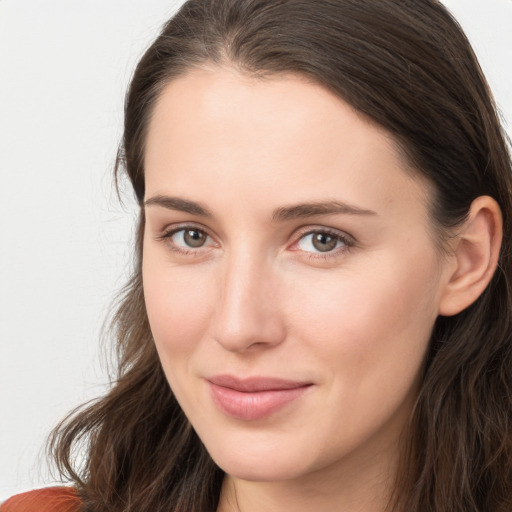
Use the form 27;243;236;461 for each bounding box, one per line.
49;1;512;511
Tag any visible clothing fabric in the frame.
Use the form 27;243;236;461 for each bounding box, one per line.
0;487;81;512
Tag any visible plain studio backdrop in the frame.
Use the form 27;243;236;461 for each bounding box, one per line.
0;0;511;501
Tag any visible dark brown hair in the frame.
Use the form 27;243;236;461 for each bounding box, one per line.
49;1;512;511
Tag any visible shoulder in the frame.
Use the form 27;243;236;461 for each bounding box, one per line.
1;487;81;512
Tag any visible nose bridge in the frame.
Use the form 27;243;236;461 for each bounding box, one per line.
212;246;285;352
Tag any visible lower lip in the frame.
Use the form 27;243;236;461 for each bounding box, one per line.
208;382;311;421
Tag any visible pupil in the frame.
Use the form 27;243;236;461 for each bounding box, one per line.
184;230;205;248
312;233;337;252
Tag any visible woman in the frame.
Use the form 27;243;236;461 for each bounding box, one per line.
3;0;511;511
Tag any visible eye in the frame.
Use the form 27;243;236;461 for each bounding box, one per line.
164;227;212;250
296;230;352;254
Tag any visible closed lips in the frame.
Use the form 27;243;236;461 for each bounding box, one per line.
207;375;313;420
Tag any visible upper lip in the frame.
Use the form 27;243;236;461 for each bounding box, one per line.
207;374;312;392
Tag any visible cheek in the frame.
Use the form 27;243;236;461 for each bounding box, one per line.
285;253;440;384
142;257;216;358
279;257;440;453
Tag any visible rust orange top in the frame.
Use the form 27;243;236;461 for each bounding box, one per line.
1;487;81;512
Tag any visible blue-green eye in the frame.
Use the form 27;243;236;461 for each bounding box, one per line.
297;231;348;253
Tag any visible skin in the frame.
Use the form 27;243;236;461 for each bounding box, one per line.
141;66;489;512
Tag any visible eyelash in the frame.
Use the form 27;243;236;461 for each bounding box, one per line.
157;224;355;259
157;225;216;257
292;228;354;260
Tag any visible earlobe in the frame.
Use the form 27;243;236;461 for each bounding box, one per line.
439;196;503;317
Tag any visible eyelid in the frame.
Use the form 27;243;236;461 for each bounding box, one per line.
156;223;219;254
157;221;214;239
289;225;355;255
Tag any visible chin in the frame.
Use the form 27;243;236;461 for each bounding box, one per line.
216;458;306;483
205;437;312;482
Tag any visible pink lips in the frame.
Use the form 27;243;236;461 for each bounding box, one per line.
207;375;312;421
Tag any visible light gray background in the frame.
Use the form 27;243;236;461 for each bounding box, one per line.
1;0;511;500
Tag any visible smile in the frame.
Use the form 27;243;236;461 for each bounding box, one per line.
207;375;313;421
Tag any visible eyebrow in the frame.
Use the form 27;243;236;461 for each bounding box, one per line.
144;195;377;221
271;200;377;221
144;195;213;217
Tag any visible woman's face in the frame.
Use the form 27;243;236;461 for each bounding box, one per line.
142;67;452;483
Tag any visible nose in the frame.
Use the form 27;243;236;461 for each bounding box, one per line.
212;253;286;353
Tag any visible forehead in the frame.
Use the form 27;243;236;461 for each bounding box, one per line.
144;66;431;222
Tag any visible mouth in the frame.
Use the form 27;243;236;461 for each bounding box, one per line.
207;375;313;421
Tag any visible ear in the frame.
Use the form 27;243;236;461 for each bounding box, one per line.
439;196;503;317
